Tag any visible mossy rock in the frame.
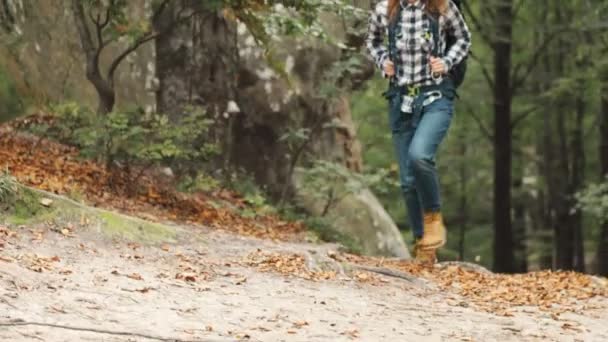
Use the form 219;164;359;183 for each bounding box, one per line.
294;168;411;259
97;211;178;244
1;185;178;245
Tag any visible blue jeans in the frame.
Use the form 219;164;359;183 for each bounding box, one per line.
389;96;453;239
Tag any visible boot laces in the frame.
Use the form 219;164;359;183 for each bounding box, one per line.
424;212;442;225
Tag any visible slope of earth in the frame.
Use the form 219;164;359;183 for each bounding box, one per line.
1;121;608;342
1;197;607;342
0;125;304;242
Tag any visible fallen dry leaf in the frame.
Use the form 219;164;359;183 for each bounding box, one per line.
176;272;197;282
343;253;608;318
0;255;15;263
243;250;336;281
561;323;583;332
341;329;360;338
293;320;309;328
127;273;143;281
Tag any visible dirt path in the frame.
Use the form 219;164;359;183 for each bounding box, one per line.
1;220;607;342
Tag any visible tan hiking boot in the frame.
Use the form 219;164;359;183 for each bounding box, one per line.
414;242;437;265
418;212;447;250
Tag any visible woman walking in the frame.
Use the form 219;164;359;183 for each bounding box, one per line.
366;0;471;263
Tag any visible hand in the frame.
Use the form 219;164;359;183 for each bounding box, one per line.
383;60;395;77
430;57;447;75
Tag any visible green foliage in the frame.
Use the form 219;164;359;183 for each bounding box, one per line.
279;128;311;149
300;160;396;216
575;179;608;224
221;0;366;80
28;103;218;187
176;173;221;193
224;171;276;217
303;216;363;254
80;0;150;44
225;0;365;44
317;55;365;99
8;188;50;222
0;169;18;204
0;64;23;122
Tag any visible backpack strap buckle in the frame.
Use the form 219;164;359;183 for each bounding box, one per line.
407;85;420;97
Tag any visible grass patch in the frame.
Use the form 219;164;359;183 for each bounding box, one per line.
0;169;19;203
98;211;177;244
0;180;179;245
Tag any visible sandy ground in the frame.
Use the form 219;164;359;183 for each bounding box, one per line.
1;221;607;342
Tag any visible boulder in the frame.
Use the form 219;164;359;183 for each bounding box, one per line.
295;170;411;259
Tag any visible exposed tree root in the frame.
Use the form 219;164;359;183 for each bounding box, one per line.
348;264;430;287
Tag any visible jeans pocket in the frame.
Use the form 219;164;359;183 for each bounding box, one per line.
427;97;454;118
386;94;405;132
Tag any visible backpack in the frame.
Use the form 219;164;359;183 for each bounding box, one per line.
388;0;468;88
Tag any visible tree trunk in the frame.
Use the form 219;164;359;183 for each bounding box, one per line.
70;0;116;115
540;99;557;269
512;174;527;273
492;0;515;273
598;72;608;276
153;2;367;198
458;136;467;261
570;83;585;272
553;100;574;270
532;0;554;271
552;5;585;272
154;0;237;137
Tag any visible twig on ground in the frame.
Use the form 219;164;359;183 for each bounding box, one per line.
0;296;18;309
0;319;220;342
347;264;429;287
17;331;45;341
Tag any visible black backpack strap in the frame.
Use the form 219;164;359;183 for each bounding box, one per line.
387;3;403;85
429;14;441;58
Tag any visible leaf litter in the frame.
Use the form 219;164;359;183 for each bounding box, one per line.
1;122;607;325
342;253;608;317
0;128;304;241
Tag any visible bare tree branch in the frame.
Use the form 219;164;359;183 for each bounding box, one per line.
510;31;561;92
152;0;171;23
468;50;495;91
71;0;96;59
513;0;526;17
461;0;493;47
107;11;202;84
461;100;493;142
107;9;205;85
100;1;112;29
511;106;539;129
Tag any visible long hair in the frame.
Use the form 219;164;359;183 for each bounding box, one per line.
388;0;448;21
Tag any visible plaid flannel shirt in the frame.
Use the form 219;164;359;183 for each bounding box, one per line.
366;0;472;113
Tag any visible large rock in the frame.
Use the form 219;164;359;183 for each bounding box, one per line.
294;170;410;259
